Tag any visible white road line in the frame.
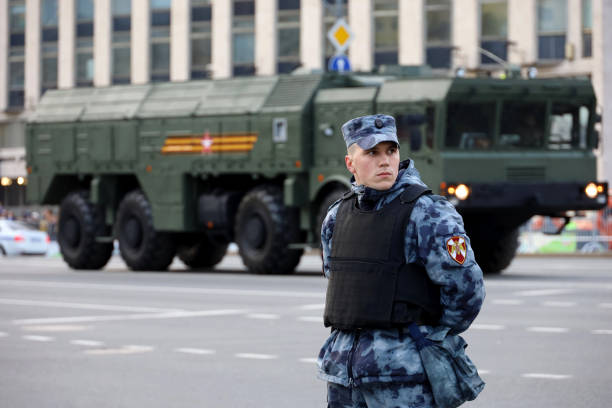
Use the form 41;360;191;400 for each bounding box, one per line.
175;348;216;355
0;298;183;313
471;324;506;331
297;316;323;323
70;340;104;347
522;373;572;380
514;289;574;297
0;332;7;337
542;301;576;307
527;327;569;333
85;345;154;355
23;335;54;342
13;309;248;326
299;357;318;364
477;370;491;375
299;304;325;310
592;329;612;335
0;280;324;299
246;313;280;320
599;303;612;308
22;325;91;332
491;299;524;305
235;353;278;360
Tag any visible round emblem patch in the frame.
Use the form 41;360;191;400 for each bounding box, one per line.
446;236;467;265
374;118;383;129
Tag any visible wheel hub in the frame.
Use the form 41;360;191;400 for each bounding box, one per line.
243;215;266;249
123;217;143;249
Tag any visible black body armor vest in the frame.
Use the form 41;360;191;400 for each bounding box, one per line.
323;184;442;330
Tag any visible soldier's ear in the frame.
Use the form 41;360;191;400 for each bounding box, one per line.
345;154;356;176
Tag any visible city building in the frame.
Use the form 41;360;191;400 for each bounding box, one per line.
1;0;611;208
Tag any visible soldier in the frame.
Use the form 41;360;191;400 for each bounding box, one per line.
318;114;485;407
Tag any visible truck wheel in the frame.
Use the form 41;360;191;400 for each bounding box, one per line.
471;228;519;274
315;187;348;248
235;187;303;274
58;191;113;270
116;190;176;271
178;236;228;269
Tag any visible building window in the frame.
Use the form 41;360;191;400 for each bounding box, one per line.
232;0;255;76
425;0;452;69
582;0;592;58
151;0;171;82
537;0;567;60
41;0;58;94
112;0;131;84
8;0;25;109
374;0;398;66
277;0;300;74
76;0;94;87
191;0;212;79
323;0;347;70
480;0;507;65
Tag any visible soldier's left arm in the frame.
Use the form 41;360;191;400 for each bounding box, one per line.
406;195;485;334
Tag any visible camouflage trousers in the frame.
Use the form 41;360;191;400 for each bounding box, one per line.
327;381;436;408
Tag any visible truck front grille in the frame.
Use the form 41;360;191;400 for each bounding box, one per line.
506;167;546;182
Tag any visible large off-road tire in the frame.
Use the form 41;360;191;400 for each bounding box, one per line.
470;227;519;275
116;190;176;271
315;187;349;248
58;191;113;270
234;186;303;274
178;236;228;270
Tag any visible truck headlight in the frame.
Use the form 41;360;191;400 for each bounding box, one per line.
455;184;470;200
584;182;604;199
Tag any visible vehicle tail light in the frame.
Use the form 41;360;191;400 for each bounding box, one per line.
14;235;25;242
46;235;51;243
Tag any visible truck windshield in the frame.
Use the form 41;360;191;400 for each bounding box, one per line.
549;104;590;149
499;102;547;148
445;102;495;149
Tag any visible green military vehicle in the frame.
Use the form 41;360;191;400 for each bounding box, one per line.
25;71;608;274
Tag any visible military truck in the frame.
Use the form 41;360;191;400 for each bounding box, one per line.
25;71;608;274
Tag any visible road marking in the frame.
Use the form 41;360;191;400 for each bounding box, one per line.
514;289;574;297
471;324;505;331
22;325;91;332
299;304;325;310
0;298;183;313
477;370;491;375
541;301;576;307
491;299;524;305
23;335;54;342
235;353;278;360
0;280;324;299
13;309;248;326
592;329;612;335
70;340;104;347
175;348;216;355
599;303;612;308
527;327;569;333
299;357;318;364
522;373;572;380
246;313;280;320
85;345;154;355
0;332;7;337
297;316;323;323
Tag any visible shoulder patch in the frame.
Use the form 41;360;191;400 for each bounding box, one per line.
446;236;467;265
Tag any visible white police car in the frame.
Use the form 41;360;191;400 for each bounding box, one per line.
0;219;50;256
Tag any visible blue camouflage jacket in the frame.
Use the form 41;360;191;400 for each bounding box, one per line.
317;159;485;386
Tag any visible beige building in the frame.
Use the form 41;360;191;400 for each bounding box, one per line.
0;0;610;207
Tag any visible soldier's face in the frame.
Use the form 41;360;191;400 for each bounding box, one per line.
345;141;400;190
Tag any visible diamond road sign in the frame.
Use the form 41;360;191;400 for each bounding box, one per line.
327;18;353;54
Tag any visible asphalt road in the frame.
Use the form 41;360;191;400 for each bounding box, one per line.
0;253;611;408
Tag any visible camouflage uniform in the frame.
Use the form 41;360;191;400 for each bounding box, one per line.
318;115;485;407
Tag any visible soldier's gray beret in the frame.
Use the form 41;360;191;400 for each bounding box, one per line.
341;114;399;150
